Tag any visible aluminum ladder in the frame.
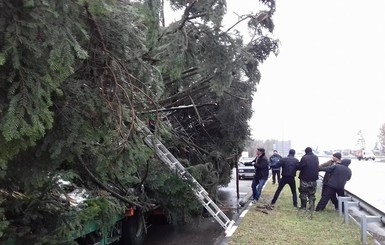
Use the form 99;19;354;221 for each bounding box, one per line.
137;120;235;233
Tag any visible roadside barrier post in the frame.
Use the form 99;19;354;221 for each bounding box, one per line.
344;201;359;224
338;196;352;217
360;215;381;245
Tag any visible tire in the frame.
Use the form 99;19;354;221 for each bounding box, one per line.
76;231;102;245
120;211;146;245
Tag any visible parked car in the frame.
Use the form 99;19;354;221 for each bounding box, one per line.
359;150;376;161
238;157;255;180
354;149;376;161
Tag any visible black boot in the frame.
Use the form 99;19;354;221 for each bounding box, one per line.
300;200;307;209
309;199;315;211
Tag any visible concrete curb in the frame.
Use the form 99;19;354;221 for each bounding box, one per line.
218;193;253;245
217;177;273;245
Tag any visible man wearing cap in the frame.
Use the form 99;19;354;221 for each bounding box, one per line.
315;158;352;211
249;148;269;203
317;152;342;210
297;147;319;211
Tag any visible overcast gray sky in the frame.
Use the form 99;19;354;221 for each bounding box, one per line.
164;1;385;150
226;0;385;150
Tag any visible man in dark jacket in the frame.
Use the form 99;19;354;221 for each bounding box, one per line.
270;149;299;207
318;152;342;210
250;148;269;203
315;158;352;211
269;150;282;184
297;147;319;211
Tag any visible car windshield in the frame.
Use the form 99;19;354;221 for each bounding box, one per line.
239;157;254;166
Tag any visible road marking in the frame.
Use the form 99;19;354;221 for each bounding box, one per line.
240;209;249;218
225;225;238;237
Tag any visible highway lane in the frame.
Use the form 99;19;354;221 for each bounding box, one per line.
343;159;385;213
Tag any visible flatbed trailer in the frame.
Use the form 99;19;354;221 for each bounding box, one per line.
3;208;146;245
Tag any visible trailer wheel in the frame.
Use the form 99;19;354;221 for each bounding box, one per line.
75;231;102;245
120;211;146;245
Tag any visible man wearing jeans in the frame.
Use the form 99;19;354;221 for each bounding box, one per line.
250;148;269;203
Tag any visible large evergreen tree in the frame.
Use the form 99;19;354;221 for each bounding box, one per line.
0;0;278;242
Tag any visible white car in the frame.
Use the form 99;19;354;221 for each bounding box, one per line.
238;157;255;180
359;150;376;161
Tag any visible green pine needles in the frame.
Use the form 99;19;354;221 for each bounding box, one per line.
0;0;278;243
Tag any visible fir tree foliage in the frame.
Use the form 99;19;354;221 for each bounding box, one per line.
0;0;278;242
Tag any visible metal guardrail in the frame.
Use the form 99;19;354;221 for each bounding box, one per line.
344;189;385;225
319;173;384;224
319;173;384;244
339;190;385;244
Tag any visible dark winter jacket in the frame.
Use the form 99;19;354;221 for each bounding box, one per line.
269;153;282;170
319;159;352;190
297;152;319;181
251;153;269;180
278;154;299;178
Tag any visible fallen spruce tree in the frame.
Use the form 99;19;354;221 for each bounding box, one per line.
0;0;278;243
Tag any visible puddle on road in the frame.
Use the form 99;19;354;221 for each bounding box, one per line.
143;190;241;245
142;181;248;245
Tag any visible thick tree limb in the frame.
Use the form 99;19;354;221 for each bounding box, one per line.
159;77;212;106
224;91;249;100
139;103;217;114
163;67;200;85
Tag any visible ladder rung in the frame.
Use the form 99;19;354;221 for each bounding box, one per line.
138;119;232;231
224;220;231;226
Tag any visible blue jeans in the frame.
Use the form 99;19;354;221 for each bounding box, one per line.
251;176;267;201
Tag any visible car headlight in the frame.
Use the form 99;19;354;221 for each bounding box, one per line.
238;169;244;173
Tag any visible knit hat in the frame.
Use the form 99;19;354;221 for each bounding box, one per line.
289;149;296;155
332;152;342;160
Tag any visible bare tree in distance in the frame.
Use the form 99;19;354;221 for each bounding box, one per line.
378;124;385;153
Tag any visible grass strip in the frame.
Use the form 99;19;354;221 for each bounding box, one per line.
228;179;377;245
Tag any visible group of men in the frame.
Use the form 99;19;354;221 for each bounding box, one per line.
248;147;352;211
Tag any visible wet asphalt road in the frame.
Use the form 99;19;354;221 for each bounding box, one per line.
142;170;252;245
